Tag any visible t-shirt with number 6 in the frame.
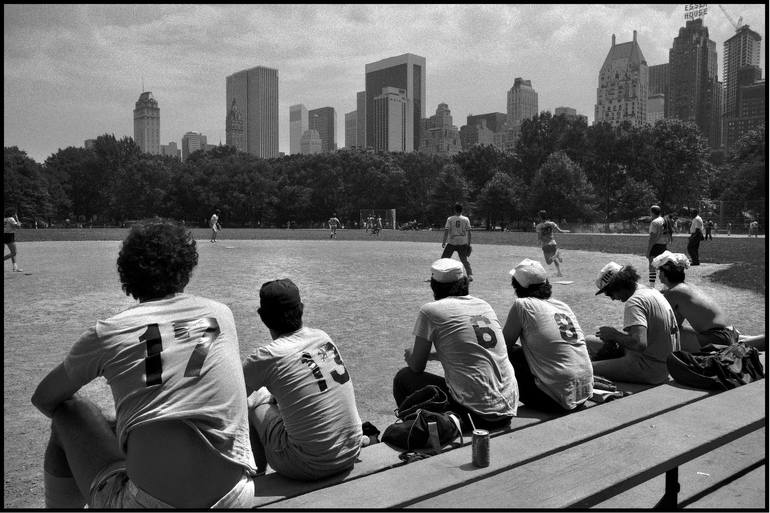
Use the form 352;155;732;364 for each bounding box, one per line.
413;295;519;418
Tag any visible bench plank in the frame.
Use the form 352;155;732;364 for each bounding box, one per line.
258;382;713;508
409;380;765;509
685;465;767;509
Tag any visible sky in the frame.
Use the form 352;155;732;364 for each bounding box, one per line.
4;3;767;163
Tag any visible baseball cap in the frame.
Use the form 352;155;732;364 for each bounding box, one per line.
652;251;690;269
430;258;467;283
259;278;302;310
509;258;547;287
595;262;623;295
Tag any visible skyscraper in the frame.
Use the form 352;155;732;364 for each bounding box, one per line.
225;66;279;158
225;98;245;151
309;107;337;152
667;19;721;148
724;65;765;150
345;110;358;148
181;131;207;162
373;87;409;152
723;25;762;118
133;91;160;155
289;104;308;155
595;31;649;128
419;103;461;156
506;78;538;128
356;91;366;149
365;53;426;152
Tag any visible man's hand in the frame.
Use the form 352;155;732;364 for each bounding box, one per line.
596;326;625;342
403;347;413;365
247;387;275;409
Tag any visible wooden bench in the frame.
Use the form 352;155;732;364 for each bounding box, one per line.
255;379;765;509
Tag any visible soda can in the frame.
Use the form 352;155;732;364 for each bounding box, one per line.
472;429;490;467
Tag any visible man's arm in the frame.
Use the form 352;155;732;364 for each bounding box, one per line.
31;364;82;418
502;306;522;350
404;336;434;373
442;228;448;247
597;325;647;352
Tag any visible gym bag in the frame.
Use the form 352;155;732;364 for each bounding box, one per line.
381;408;462;451
394;384;451;419
667;342;764;391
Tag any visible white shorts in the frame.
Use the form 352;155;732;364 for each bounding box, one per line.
89;461;257;508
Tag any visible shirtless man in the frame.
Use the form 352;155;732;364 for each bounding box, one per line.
652;251;766;352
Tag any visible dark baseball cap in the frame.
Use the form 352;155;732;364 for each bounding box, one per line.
259;278;302;309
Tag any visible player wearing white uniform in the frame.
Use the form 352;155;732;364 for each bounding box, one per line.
328;214;341;239
243;279;363;480
394;258;518;432
209;209;221;243
503;259;593;412
31;219;258;508
535;210;569;277
4;208;22;272
441;203;473;281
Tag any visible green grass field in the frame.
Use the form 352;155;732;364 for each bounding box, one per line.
3;229;766;508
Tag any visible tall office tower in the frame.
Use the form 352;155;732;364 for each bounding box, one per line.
300;129;322;154
595;31;649;128
647;94;665;124
373;87;409;152
345;110;358;148
225;98;245;152
724;65;765;150
356;91;366;148
309;107;337;152
648;63;669;118
133;91;160;155
506;78;539;128
181;131;207;162
723;25;762;118
225;66;279;158
365;53;426;152
459;120;495;150
289;104;308;154
419;103;461;156
667;19;721;148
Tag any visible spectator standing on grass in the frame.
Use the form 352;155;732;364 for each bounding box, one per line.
441;203;473;282
393;258;518;431
749;220;759;237
727;222;732;236
31;219;258;508
646;205;673;288
4;208;22;272
536;210;569;278
652;251;766;352
585;262;680;385
243;278;364;480
502;259;593;413
209;209;222;243
705;219;714;241
686;209;704;265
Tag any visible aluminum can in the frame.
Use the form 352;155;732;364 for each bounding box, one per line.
471;429;490;467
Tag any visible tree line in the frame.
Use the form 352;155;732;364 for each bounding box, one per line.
4;115;766;229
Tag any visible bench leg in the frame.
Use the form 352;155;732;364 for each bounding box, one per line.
654;468;680;510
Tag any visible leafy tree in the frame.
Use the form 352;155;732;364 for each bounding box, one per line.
475;170;525;229
428;163;469;225
4;146;52;220
528;151;597;222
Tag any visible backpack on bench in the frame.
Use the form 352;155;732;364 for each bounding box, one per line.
667;341;764;391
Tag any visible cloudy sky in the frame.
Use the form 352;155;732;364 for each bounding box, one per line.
4;4;767;163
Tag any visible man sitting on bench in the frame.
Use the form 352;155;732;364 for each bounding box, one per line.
652;251;766;352
585;262;681;385
243;278;364;480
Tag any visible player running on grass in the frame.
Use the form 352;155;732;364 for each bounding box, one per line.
535;210;569;277
328;213;341;239
4;208;22;272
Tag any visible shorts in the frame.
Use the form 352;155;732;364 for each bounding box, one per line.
252;403;359;480
696;326;740;347
4;233;14;244
541;243;557;263
649;244;667;259
89;461;257;508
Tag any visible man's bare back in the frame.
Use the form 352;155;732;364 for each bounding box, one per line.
662;282;729;333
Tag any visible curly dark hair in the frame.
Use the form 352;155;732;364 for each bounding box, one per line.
430;277;469;300
658;263;686;284
511;277;552;299
117;218;198;300
258;304;304;334
603;265;640;296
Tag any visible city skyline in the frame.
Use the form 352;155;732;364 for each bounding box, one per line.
4;4;767;163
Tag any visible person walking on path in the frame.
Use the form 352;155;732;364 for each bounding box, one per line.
686;209;704;265
441;203;473;281
646;205;673;288
4;208;22;272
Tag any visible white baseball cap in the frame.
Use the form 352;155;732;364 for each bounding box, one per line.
595;262;623;295
430;258;467;283
509;258;547;287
